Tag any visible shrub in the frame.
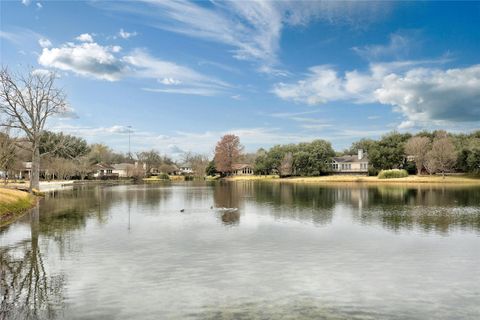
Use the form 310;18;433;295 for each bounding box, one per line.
378;169;408;179
368;166;379;176
184;175;194;181
158;173;170;180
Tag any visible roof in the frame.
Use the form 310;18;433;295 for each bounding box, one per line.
333;154;369;163
113;163;134;170
179;163;192;168
93;163;115;170
232;163;253;170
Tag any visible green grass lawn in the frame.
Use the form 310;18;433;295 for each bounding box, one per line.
0;188;36;226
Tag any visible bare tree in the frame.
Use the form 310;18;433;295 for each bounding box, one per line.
426;133;457;178
0;127;17;184
405;136;431;175
136;150;161;176
0;68;67;192
424;154;438;175
214;134;243;175
183;152;210;177
279;152;293;177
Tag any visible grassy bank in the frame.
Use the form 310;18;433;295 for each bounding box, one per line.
0;188;37;226
226;174;480;184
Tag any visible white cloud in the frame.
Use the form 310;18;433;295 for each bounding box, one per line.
118;28;137;39
97;0;390;74
159;77;181;85
75;33;94;42
376;64;480;125
273;62;480;127
38;39;229;94
21;0;31;6
38;38;52;48
31;68;51;76
272;65;379;105
38;42;125;81
36;2;42;9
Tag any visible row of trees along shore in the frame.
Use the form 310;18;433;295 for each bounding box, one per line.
0;127;209;183
0;67;212;190
212;131;480;177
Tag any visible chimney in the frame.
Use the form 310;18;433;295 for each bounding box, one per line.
358;149;363;160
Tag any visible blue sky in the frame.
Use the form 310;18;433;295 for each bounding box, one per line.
1;1;479;156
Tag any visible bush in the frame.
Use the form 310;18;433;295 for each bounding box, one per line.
378;169;408;179
404;161;417;175
184;175;194;181
158;173;170;180
368;166;379;176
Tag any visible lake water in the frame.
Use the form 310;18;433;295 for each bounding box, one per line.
1;182;480;319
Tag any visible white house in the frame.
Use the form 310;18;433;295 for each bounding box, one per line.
178;163;193;175
112;163;135;178
331;149;369;175
92;163;118;179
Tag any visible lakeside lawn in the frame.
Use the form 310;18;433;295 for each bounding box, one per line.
226;174;480;184
0;188;36;226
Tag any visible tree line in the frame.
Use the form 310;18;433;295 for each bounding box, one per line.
211;130;480;177
2;67;479;191
0;127;219;182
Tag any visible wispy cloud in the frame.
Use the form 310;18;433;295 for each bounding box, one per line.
352;31;418;61
142;87;220;97
94;0;391;74
0;27;44;47
118;28;137;39
270;110;323;118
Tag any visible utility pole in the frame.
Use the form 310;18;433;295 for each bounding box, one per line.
128;125;132;161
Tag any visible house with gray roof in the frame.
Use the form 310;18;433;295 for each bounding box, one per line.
331;149;369;175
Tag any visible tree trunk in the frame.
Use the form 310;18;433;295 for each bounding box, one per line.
30;146;40;192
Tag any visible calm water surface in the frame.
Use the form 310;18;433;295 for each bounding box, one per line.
1;182;480;319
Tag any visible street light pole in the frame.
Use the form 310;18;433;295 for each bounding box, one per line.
128;125;132;160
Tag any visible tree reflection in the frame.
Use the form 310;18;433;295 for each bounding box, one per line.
252;182;336;225
0;207;65;320
0;186;117;319
337;185;480;234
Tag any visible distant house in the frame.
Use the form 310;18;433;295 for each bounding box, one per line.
92;163;118;179
159;164;179;175
178;163;193;175
232;163;254;175
331;149;369;175
112;163;135;178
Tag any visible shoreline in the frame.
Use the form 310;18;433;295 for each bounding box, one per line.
225;174;480;185
0;188;37;227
